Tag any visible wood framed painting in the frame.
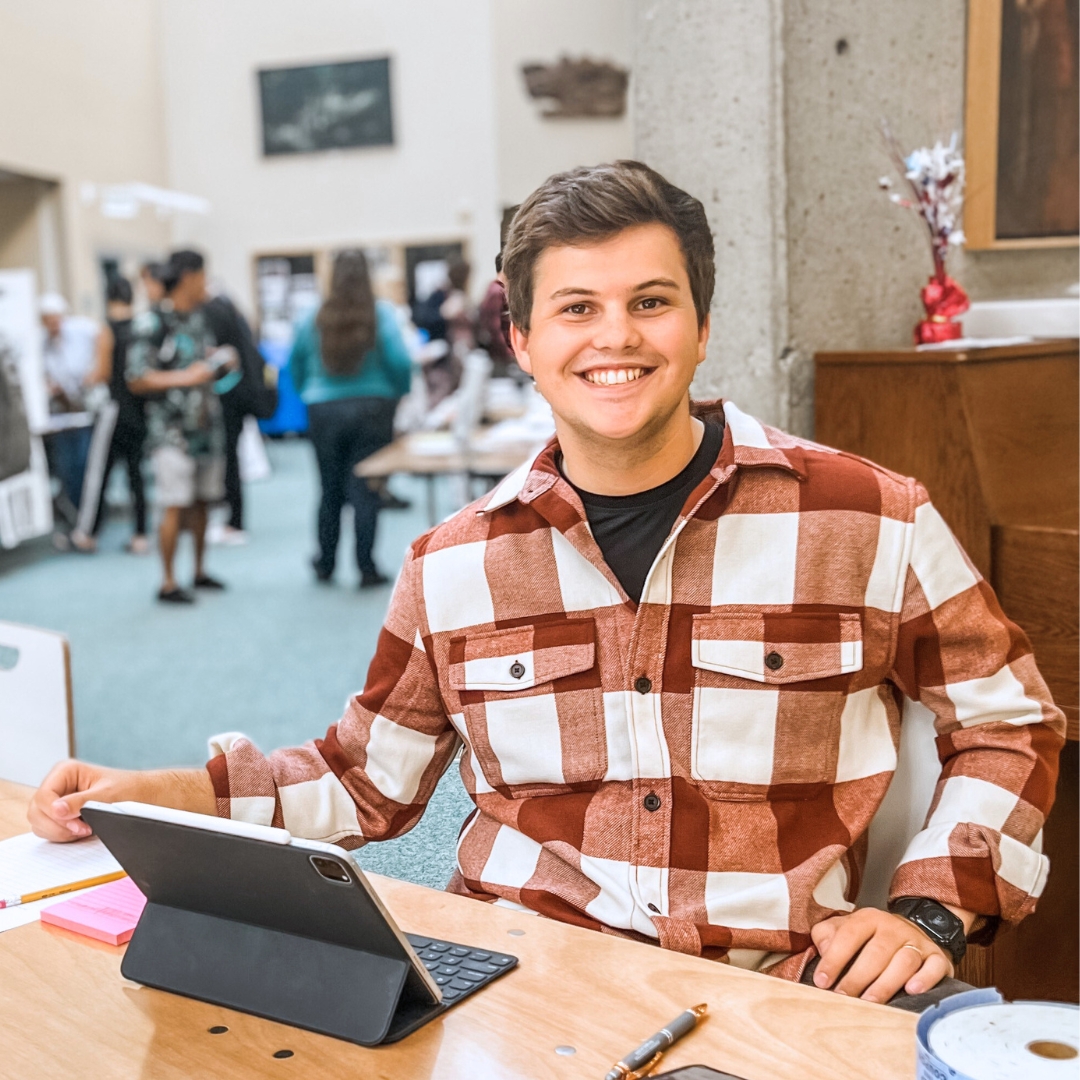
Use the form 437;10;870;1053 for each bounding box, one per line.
258;57;394;156
965;0;1079;249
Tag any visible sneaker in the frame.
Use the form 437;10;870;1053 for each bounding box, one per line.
126;535;151;556
158;586;195;604
218;526;249;546
359;569;391;589
379;491;412;511
193;574;227;590
311;556;333;583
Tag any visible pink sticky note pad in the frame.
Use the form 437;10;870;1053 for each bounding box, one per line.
40;876;146;946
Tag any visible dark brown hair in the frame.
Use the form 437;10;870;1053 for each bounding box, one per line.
501;160;715;332
317;249;377;375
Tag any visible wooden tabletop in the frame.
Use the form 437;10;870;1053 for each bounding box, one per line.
355;435;538;480
0;780;917;1080
815;337;1078;366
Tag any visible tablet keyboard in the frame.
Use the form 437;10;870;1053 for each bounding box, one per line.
405;933;517;1006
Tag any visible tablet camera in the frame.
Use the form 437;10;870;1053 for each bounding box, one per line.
309;855;353;884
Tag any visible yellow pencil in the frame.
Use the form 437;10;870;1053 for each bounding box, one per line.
0;870;127;909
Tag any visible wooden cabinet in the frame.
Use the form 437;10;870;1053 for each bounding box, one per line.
815;339;1078;1002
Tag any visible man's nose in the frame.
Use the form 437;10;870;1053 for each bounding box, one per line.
589;307;640;351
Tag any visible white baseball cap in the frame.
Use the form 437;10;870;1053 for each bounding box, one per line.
39;292;69;316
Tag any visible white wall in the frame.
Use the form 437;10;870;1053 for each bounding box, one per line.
159;0;503;315
0;0;172;313
492;0;633;210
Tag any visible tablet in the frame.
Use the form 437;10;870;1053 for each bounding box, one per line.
80;800;517;1046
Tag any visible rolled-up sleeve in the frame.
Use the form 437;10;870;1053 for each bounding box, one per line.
206;544;460;848
888;485;1066;923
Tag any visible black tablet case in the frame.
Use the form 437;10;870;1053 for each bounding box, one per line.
81;806;449;1046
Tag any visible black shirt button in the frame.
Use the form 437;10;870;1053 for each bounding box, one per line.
635;676;653;694
643;792;661;812
765;651;784;671
509;660;526;679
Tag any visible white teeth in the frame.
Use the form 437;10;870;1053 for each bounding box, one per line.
583;368;646;385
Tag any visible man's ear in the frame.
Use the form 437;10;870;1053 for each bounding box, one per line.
509;322;533;376
697;313;711;365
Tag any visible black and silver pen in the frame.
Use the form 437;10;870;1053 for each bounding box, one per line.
604;1003;708;1080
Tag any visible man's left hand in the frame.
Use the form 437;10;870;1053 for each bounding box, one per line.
810;908;954;1003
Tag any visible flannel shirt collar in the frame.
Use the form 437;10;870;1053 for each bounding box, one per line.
478;398;805;515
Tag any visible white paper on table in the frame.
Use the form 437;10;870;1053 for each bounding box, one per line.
0;832;122;934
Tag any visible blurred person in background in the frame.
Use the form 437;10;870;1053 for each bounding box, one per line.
440;257;475;359
40;292;99;535
476;252;516;378
422;258;472;406
200;260;273;547
289;249;411;589
126;251;236;603
70;276;149;555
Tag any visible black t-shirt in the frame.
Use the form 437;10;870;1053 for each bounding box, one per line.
567;419;724;603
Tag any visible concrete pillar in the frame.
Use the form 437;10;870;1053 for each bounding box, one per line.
633;0;789;426
634;0;1078;437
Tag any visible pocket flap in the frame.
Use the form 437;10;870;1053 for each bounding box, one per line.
449;618;596;691
691;611;862;684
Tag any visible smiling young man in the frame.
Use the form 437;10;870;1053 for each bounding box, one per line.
30;162;1064;1008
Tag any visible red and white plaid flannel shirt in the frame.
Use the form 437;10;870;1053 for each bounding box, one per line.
208;400;1064;977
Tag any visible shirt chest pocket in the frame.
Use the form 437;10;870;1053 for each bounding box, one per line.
448;618;605;795
690;610;863;796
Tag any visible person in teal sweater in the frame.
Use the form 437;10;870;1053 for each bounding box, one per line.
289;250;412;587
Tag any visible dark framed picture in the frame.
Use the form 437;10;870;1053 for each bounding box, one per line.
965;0;1078;249
258;57;394;157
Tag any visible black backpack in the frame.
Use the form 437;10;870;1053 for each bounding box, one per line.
202;296;279;420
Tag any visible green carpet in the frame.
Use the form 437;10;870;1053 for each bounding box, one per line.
0;438;473;888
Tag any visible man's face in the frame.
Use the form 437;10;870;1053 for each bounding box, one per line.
172;268;207;311
510;223;708;445
41;313;62;337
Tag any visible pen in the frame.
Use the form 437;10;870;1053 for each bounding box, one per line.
604;1003;708;1080
0;871;126;909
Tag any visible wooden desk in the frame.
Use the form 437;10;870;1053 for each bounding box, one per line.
356;436;538;524
0;781;915;1080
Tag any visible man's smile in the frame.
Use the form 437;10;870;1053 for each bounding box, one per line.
579;365;655;386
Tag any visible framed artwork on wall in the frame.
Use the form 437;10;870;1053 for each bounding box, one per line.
258;57;394;156
965;0;1079;249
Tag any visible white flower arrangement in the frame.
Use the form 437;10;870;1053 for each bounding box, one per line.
879;125;966;277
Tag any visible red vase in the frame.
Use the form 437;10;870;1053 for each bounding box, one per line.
915;273;970;345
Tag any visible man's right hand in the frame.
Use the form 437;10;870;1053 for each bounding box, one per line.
185;360;216;386
28;760;216;842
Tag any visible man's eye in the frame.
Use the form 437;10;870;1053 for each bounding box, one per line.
638;297;665;310
564;303;590;315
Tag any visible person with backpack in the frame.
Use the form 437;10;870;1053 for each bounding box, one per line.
288;249;412;588
126;251;237;603
70;276;149;554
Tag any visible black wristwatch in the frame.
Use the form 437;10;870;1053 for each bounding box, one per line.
888;897;967;965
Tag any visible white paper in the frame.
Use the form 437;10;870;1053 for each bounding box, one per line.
0;831;122;934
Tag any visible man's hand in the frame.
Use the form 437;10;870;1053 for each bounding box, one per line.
127;362;215;396
810;907;967;1003
206;346;240;376
28;760;216;843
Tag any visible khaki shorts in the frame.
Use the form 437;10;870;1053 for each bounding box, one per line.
151;445;225;508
